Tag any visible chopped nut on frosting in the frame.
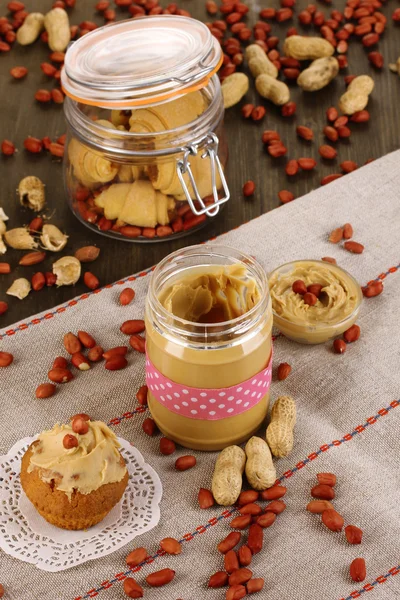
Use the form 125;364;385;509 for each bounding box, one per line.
28;420;127;500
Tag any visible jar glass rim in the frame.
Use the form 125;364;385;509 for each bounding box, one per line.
146;244;270;343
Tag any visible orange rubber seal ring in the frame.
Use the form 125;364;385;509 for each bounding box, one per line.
63;55;223;108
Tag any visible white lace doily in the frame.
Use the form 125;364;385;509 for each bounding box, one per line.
0;437;162;572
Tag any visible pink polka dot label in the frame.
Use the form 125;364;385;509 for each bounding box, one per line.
145;354;272;421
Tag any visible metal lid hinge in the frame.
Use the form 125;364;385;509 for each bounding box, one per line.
176;133;230;218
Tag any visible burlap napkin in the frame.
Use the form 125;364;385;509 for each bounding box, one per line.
1;150;399;600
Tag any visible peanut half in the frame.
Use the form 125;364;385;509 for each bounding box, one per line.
261;485;287;500
0;352;14;368
307;500;334;513
208;572;229;588
350;558;366;582
123;578;144;598
126;547;148;568
146;568;175;587
159;537;181;555
297;57;339;91
74;246;100;263
247;523;263;555
345;525;363;544
224;549;240;573
198;488;215;509
321;508;344;532
238;490;259;505
217;531;241;554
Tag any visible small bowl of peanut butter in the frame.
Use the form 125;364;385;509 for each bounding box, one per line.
268;259;362;344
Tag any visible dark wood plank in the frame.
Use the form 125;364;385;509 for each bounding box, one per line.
1;0;399;327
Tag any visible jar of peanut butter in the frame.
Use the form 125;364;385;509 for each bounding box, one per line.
61;16;229;242
145;245;273;451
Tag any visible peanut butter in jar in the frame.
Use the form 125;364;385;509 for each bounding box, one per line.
145;245;273;451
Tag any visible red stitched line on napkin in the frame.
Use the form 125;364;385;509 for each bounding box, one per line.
339;564;400;599
76;398;399;600
73;509;237;600
276;400;399;482
107;406;147;427
0;265;156;341
1;262;399;342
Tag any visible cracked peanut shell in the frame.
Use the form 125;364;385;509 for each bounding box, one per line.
40;224;68;252
18;176;46;211
53;256;81;286
7;278;31;299
4;228;38;250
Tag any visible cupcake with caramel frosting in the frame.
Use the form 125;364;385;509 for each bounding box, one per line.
20;416;128;530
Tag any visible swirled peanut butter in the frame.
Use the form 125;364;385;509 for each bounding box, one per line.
159;264;261;323
268;260;362;344
28;421;127;499
269;261;359;325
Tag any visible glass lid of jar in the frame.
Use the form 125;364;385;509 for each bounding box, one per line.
61;15;223;109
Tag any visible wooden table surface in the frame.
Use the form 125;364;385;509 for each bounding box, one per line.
1;0;399;327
